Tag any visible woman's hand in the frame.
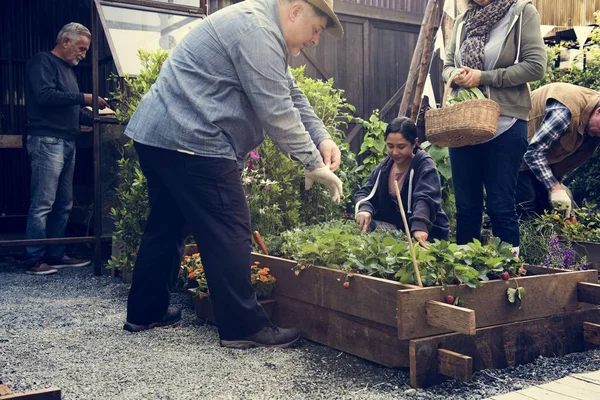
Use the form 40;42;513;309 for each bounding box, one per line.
355;211;372;232
453;66;481;88
413;230;429;249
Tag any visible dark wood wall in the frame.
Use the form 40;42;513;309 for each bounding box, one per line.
0;0;114;234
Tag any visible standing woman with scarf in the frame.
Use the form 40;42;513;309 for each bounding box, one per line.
442;0;546;254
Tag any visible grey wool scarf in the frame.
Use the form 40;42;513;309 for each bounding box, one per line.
460;0;517;70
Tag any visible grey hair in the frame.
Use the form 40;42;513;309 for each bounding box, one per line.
56;22;91;45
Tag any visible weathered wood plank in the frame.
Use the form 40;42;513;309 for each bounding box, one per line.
0;135;22;148
572;370;600;385
487;394;534;400
0;384;13;395
398;270;598;340
583;322;600;346
578;282;600;305
0;387;61;400
271;295;409;368
409;308;600;388
566;241;600;269
437;349;472;382
553;376;600;393
523;264;568;275
425;300;476;335
542;377;600;398
516;386;577;399
252;253;415;328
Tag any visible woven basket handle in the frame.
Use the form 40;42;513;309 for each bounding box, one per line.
441;69;462;109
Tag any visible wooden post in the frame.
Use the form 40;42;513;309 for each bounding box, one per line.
398;0;439;118
437;348;473;382
583;321;600;346
578;282;600;305
425;300;476;335
410;2;440;121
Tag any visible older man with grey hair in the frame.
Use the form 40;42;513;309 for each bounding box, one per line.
24;22;109;275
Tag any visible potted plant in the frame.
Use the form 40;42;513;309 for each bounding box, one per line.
181;255;276;323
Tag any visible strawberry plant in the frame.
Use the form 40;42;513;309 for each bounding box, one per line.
266;221;523;288
538;205;600;242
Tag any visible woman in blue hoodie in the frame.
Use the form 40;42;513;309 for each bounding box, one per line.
354;117;450;246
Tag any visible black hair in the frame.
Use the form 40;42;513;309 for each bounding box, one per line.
384;117;418;145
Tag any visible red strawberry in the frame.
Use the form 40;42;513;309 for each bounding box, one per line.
445;295;455;304
500;272;510;280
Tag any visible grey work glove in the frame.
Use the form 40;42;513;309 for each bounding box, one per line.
550;189;572;217
305;165;343;204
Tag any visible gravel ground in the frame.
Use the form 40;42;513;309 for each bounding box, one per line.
1;262;599;400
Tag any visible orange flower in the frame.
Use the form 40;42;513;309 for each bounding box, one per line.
253;261;260;266
259;268;269;275
192;253;200;258
187;271;195;279
259;275;268;283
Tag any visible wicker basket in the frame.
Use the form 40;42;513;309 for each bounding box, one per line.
425;77;500;147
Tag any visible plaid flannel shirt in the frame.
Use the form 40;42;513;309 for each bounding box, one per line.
523;100;571;189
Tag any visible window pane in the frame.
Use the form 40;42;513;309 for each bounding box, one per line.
100;5;203;76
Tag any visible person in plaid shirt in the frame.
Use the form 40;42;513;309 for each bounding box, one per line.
517;83;600;217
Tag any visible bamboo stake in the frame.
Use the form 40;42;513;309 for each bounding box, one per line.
394;180;423;287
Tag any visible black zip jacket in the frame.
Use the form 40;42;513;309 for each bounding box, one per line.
355;149;450;241
25;52;92;140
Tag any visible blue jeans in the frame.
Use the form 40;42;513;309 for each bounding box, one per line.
24;135;76;263
449;120;528;246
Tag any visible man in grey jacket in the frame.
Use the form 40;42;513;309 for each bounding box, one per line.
122;0;344;349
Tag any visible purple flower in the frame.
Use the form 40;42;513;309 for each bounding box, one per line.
247;160;254;170
249;149;260;161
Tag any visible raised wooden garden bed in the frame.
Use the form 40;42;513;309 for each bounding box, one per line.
251;253;600;388
567;240;600;269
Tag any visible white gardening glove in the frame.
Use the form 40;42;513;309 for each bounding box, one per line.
550;189;572;217
305;165;343;204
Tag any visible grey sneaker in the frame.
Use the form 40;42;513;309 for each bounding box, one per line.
123;306;182;332
26;262;58;276
48;255;91;269
220;324;300;349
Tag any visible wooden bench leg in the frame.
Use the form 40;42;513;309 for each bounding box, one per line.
0;386;61;400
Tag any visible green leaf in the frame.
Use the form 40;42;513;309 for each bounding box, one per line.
507;288;517;303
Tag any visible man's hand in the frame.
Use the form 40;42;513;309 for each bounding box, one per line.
355;211;372;232
454;66;482;88
413;230;429;249
84;94;109;109
305;164;343;203
317;139;341;172
550;187;572;217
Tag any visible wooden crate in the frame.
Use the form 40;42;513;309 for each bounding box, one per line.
251;253;600;387
569;241;600;269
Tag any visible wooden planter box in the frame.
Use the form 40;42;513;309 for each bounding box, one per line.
565;240;600;269
251;253;600;388
188;289;275;325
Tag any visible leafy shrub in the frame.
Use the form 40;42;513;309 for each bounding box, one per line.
107;49;168;272
246;66;362;236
